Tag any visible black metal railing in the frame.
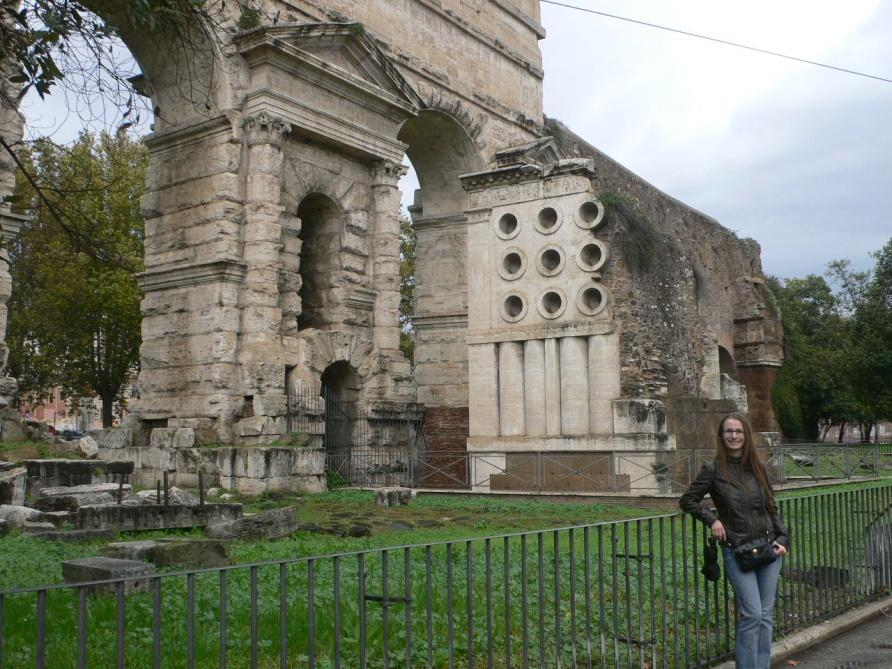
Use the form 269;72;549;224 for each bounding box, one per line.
2;482;891;668
322;445;885;493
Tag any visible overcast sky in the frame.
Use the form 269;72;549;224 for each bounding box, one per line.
538;0;892;279
21;1;891;280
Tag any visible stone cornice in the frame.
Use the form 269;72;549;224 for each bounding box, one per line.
143;115;235;153
0;210;27;243
137;259;247;292
244;89;409;163
466;321;615;345
460;164;544;192
345;288;377;312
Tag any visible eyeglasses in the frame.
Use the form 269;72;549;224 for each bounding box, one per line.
723;429;745;435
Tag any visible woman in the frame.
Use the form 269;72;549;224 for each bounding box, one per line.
679;413;789;669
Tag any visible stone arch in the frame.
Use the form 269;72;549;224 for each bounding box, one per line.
76;3;235;128
397;109;484;409
718;345;737;378
295;193;348;332
398;109;485;217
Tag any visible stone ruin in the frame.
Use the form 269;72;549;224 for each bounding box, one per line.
0;1;782;494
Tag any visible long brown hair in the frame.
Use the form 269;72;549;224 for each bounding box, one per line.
715;413;777;514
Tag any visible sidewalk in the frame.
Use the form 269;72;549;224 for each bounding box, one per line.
713;595;892;669
771;611;892;668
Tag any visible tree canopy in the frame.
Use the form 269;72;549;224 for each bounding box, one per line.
770;239;892;441
7;131;146;427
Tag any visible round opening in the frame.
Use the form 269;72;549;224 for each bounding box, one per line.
540;249;561;271
538;207;559;230
498;213;518;236
541;291;563;315
577;200;605;229
581;287;603;312
580;244;601;267
502;252;523;276
504;295;524;318
576;284;608;316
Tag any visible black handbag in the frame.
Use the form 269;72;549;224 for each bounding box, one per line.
733;537;777;572
701;538;721;582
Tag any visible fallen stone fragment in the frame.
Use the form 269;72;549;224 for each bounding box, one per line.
0;504;43;527
75;436;99;459
22;521;58;533
0;518;7;537
105;540;163;562
135;486;199;506
205;506;299;540
375;486;416;508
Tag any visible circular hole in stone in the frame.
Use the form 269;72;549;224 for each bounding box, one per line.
498;213;518;236
581;287;603;312
504;295;524;318
540;249;562;272
580;243;602;268
538;207;558;230
541;291;563;315
579;201;602;224
502;252;523;276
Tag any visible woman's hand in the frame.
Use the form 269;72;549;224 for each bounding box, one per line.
772;542;788;557
710;520;726;542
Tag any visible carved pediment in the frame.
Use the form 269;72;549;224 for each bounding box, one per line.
494;137;565;168
235;22;424;111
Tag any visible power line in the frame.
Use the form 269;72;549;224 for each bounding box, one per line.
540;0;892;85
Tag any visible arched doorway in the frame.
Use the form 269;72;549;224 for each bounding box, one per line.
320;360;360;452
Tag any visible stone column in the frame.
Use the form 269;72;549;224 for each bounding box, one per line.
0;65;25;408
241;111;291;347
370;159;408;354
523;339;546;436
498;341;525;436
560;337;590;435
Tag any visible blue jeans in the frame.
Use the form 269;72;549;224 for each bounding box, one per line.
722;546;782;669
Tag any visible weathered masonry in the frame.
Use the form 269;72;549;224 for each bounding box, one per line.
0;1;782;491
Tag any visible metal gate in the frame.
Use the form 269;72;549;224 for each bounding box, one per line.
285;383;423;487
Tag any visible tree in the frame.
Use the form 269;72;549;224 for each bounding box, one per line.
768;274;855;439
770;240;892;442
398;215;415;364
7;131;146;426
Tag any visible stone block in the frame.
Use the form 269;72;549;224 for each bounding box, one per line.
105;540;163;562
31;529;114;542
0;466;26;505
40;483;132;498
89;428;133;450
75;503;243;531
205;506;299;540
613;400;668;434
34;492;116;512
62;557;156;594
153;539;230;568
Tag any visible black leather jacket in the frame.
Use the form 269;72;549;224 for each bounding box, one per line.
679;458;790;549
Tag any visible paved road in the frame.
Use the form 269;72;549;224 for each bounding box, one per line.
772;613;892;668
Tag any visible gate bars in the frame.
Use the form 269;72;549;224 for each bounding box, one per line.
1;483;891;668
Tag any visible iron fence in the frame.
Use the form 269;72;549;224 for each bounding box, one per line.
323;446;884;493
2;483;891;668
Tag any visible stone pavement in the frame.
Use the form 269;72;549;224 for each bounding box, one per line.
771;612;892;668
